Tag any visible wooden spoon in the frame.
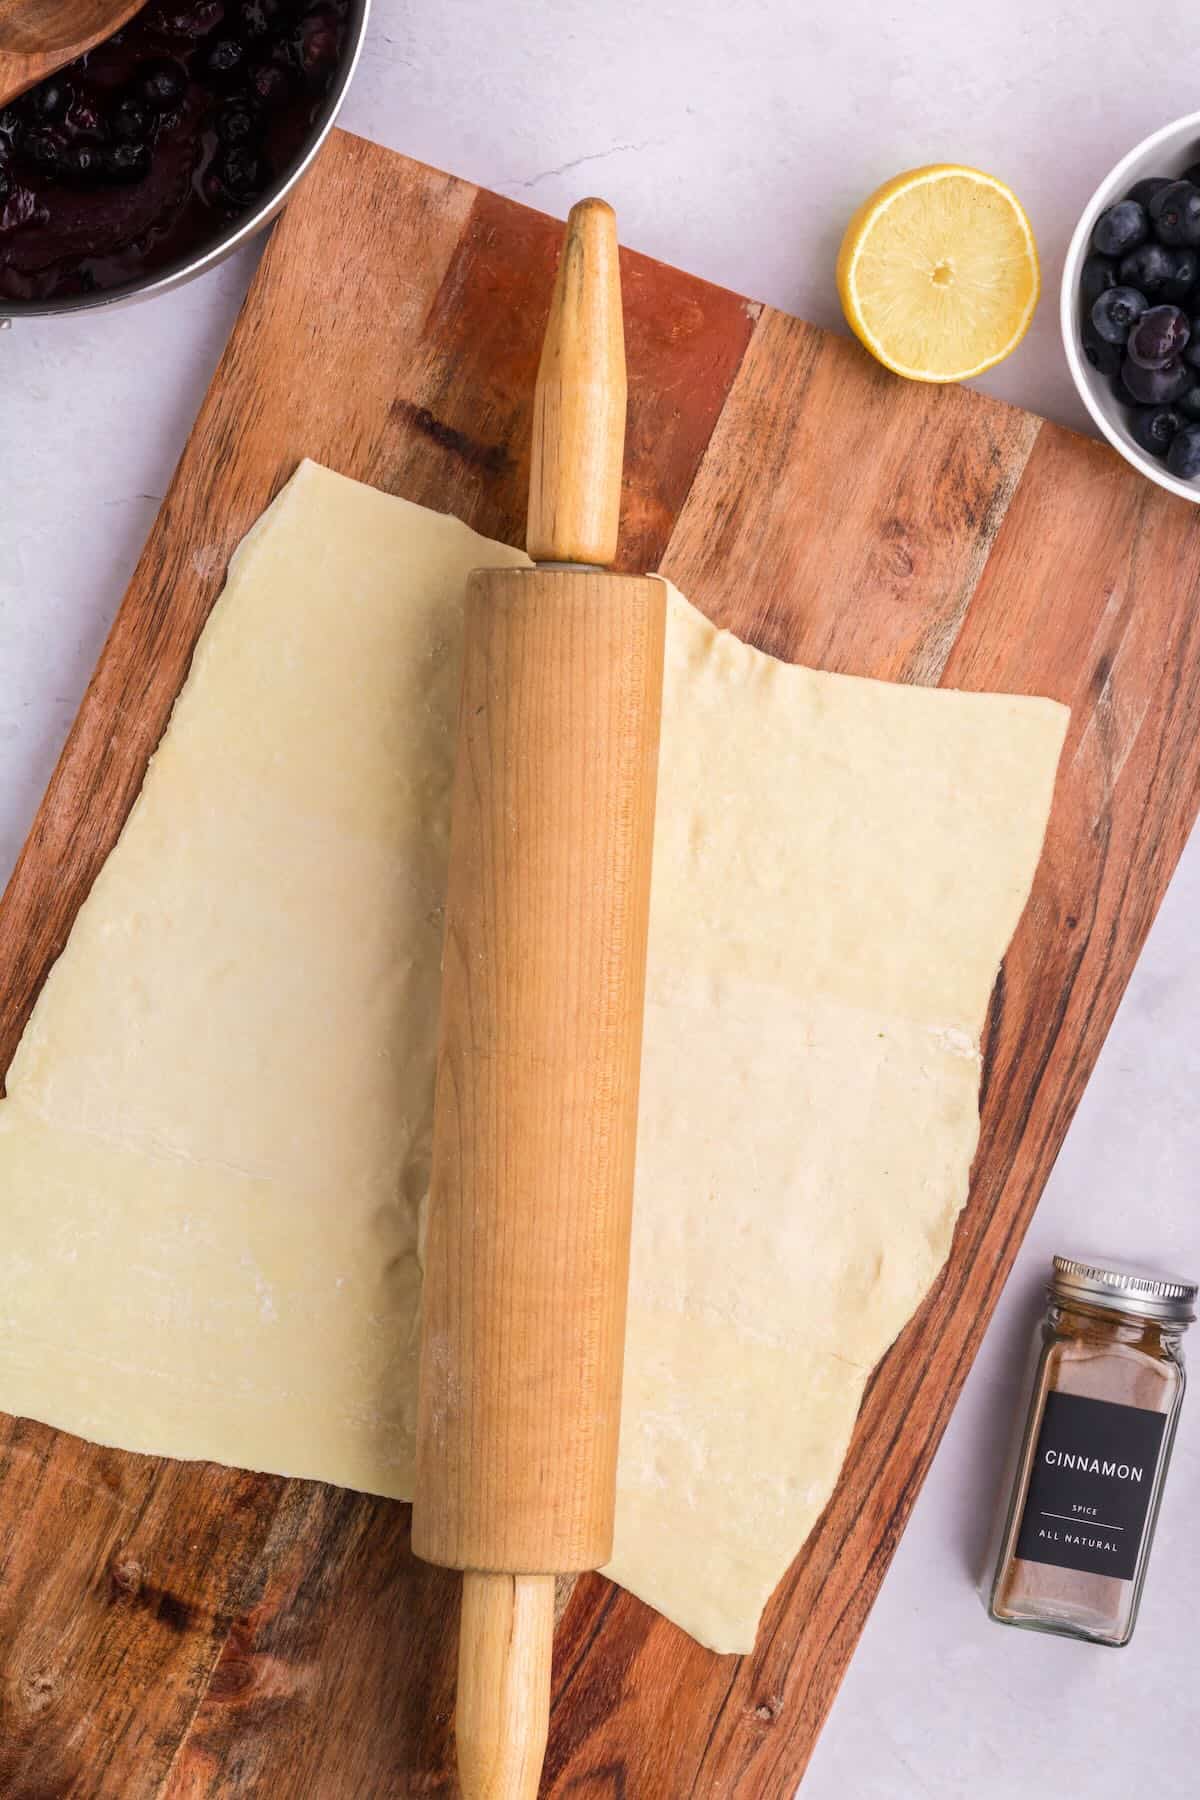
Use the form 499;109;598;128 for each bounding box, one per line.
0;0;148;109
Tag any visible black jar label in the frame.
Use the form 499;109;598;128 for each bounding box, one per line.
1015;1391;1166;1581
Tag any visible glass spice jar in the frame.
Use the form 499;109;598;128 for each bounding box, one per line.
989;1254;1195;1647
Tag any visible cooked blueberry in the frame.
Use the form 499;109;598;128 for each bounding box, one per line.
1082;327;1124;375
1166;422;1200;478
102;140;152;183
0;166;10;207
215;100;258;144
64;94;105;139
1127;305;1190;368
239;0;275;37
26;79;72;123
212;142;267;203
227;142;264;187
1093;199;1149;257
58;144;103;184
1122;355;1192;404
203;37;249;84
249;60;290;103
1129;403;1184;456
138;59;188;111
165;0;225;33
295;10;339;77
1128;176;1173;209
1148;181;1200;246
1081;254;1117;309
1179;384;1200;419
18;125;65;173
111;97;150;143
1118;242;1175;296
1091;285;1149;344
1163;247;1200;303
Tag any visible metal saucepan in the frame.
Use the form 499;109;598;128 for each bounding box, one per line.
1;0;369;320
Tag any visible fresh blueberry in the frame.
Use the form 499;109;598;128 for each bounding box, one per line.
1112;366;1139;407
102;140;152;183
1163;247;1200;304
202;37;249;85
1122;355;1192;404
138;58;188;112
1082;327;1124;375
1166;422;1200;478
1128;176;1174;209
1118;242;1175;297
1093;199;1149;257
111;97;150;143
1129;403;1184;456
1081;254;1117;309
1184;323;1200;369
0;165;10;207
26;78;72;123
1183;163;1200;191
215;100;258;144
1148;181;1200;247
1091;285;1149;344
1127;304;1190;368
1179;384;1200;420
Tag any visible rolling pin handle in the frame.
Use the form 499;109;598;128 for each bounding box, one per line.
457;1571;555;1800
526;196;627;568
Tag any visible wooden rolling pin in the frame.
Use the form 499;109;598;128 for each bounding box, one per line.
413;198;665;1799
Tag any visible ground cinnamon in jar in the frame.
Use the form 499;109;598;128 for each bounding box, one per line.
989;1254;1195;1646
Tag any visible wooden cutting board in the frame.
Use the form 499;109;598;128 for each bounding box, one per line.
3;129;1200;1799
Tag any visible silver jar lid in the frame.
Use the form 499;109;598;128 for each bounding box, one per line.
1052;1254;1198;1324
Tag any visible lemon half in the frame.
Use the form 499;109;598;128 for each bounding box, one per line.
837;164;1040;383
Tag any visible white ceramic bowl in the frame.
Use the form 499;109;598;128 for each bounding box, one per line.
1062;110;1200;502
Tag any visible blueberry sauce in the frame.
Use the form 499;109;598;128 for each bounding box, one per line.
0;0;348;303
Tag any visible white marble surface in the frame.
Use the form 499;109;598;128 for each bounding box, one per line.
3;2;1200;1794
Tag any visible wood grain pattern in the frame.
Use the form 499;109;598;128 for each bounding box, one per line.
2;128;1200;1797
661;309;1041;681
416;571;666;1576
526;199;627;565
457;1573;555;1800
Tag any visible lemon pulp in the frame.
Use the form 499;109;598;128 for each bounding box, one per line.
837;165;1040;383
